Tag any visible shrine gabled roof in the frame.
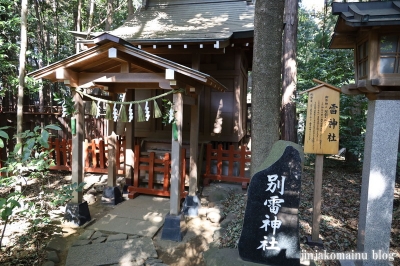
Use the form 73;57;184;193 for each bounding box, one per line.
108;0;254;44
28;33;226;92
330;1;400;49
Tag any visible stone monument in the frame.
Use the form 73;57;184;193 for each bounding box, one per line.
238;140;304;265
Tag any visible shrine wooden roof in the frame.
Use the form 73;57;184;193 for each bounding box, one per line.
72;0;254;45
330;1;400;49
28;33;227;92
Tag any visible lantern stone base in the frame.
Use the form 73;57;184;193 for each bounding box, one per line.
64;201;91;227
182;195;201;217
101;186;124;205
305;236;324;248
161;212;186;242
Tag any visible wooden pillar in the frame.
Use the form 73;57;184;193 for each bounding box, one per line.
170;92;183;215
189;53;201;196
311;154;324;241
107;92;117;135
71;89;84;203
189;97;199;196
124;89;134;186
107;131;117;187
106;92;117;187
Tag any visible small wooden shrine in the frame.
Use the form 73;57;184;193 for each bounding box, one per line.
28;0;255;233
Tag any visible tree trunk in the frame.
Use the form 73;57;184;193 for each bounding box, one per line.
76;0;82;53
87;0;95;36
76;0;82;32
105;0;114;31
251;0;285;175
33;0;45;126
280;0;299;143
128;0;134;17
17;0;28;145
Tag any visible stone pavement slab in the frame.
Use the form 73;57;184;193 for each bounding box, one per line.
86;195;170;237
87;214;164;237
65;237;157;266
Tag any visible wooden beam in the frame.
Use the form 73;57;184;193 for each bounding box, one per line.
371;77;400;86
108;48;130;73
357;79;380;93
175;72;205;88
341;83;362;95
100;83;160;93
79;72;165;85
140;46;227;55
214;40;230;49
182;95;195;106
56;68;79;87
376;91;400;100
107;82;174;92
79;57;115;72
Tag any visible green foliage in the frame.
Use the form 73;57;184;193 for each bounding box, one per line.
0;193;21;221
0;124;62;248
0;0;139;102
52;182;86;207
0;0;21;98
53;88;75;116
0;126;10;148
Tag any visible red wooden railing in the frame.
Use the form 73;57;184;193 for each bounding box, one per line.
47;137;125;175
48;139;72;171
84;137;125;175
203;144;251;189
128;145;187;199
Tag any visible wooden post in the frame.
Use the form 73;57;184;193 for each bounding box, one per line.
170;92;183;216
125;89;134;186
106;92;117;187
189;98;199;196
71;89;84;203
311;154;324;241
189;53;201;196
107;132;117;187
106;92;116;137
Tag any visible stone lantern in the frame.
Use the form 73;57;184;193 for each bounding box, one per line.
331;2;400;266
331;1;400;100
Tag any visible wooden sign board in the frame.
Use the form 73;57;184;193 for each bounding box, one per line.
303;81;340;155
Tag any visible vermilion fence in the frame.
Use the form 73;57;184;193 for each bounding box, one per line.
128;145;187;199
48;139;72;171
47;137;125;175
203;144;251;189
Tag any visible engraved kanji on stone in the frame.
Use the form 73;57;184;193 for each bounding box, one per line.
264;196;285;215
265;174;286;195
257;236;280;251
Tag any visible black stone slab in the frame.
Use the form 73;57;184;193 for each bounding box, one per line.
102;186;123;205
238;141;303;265
161;212;186;242
64;201;91;226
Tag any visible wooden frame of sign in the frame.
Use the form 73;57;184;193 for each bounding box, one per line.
300;79;341;246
